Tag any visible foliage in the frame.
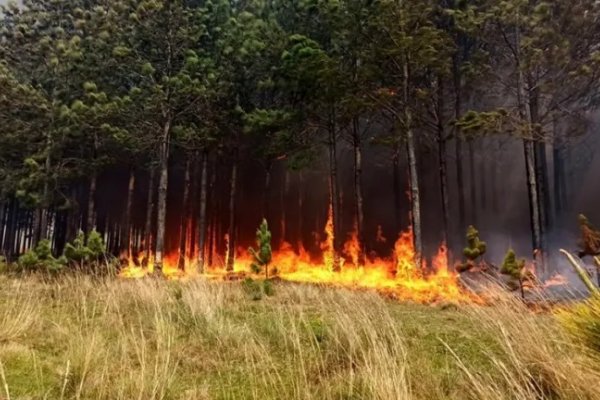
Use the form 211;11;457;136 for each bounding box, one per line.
63;230;106;267
248;219;273;278
500;249;533;295
18;240;66;273
457;226;487;273
577;214;600;258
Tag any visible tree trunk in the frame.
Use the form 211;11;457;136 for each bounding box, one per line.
297;171;304;251
517;73;543;267
553;128;567;217
144;167;156;267
515;20;543;271
436;77;450;247
207;159;217;267
281;170;289;246
403;61;423;266
196;151;209;273
468;139;477;225
263;161;272;220
0;202;6;251
352;117;366;266
328;111;342;272
453;57;466;239
178;158;192;270
392;144;402;234
86;174;97;235
479;141;487;211
122;168;136;258
226;155;238;272
154;118;172;273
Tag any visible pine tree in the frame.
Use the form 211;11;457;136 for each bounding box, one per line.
500;248;533;299
248;219;273;279
457;225;487;272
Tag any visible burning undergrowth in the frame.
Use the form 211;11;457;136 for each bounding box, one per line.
120;213;582;306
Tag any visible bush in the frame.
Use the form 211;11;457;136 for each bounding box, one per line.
242;278;276;300
242;278;263;301
18;239;66;273
457;225;487;273
63;230;106;268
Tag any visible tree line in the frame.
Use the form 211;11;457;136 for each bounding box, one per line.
1;0;600;273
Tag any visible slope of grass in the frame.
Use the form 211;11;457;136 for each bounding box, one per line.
0;274;597;400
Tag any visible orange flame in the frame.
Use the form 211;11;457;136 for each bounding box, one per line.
120;212;480;304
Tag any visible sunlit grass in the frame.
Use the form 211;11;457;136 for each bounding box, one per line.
0;274;597;399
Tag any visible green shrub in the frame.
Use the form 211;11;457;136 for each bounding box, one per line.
242;278;263;301
263;279;275;297
18;239;66;273
457;225;487;272
63;230;106;268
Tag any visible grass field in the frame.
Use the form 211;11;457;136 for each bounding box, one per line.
0;274;598;400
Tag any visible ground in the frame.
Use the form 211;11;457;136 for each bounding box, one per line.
0;274;598;400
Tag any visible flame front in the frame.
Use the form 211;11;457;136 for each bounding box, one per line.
120;213;481;304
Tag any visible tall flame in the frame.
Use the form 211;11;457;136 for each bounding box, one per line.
120;212;481;304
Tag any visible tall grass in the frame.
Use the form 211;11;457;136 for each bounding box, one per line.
0;274;597;399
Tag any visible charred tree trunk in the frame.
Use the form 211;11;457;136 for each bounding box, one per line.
352;117;366;266
154;117;172;273
196;151;209;273
143;167;156;266
122;168;136;258
403;62;423;266
226;154;238;272
297;171;304;251
328;110;342;272
178;158;192;270
207;158;217;267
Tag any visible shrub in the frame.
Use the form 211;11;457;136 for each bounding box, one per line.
457;225;487;273
18;239;66;273
242;278;263;301
63;230;106;269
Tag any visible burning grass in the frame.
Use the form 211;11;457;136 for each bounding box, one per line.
0;274;598;399
121;218;480;305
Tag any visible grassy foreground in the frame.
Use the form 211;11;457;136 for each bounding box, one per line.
0;274;598;400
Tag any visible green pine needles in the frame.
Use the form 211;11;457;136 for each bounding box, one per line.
248;219;273;278
500;249;533;298
457;225;487;273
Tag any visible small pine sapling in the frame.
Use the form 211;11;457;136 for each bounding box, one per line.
500;249;533;299
18;239;66;273
248;219;273;278
577;214;600;286
457;225;487;273
63;230;107;270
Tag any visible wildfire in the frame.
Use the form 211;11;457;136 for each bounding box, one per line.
120;210;481;304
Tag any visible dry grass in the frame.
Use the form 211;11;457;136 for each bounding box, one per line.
0;274;597;400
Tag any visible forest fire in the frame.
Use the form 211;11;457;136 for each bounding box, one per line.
120;213;480;305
